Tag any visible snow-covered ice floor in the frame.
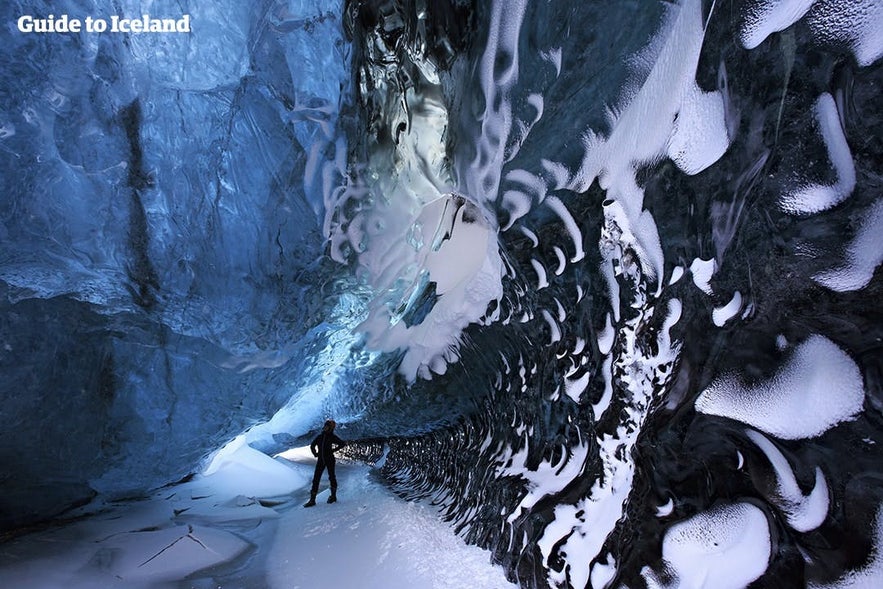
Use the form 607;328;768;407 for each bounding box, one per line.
0;445;515;589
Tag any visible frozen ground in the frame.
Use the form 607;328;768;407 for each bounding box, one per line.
0;446;515;589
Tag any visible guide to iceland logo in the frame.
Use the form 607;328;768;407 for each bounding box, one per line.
16;13;192;34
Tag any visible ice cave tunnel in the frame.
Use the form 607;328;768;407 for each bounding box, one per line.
1;0;883;587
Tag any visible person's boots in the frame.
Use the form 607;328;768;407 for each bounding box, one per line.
304;493;317;507
328;490;337;504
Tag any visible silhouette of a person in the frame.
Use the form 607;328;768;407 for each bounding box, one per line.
304;419;346;507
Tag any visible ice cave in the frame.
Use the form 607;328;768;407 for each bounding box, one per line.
1;0;882;587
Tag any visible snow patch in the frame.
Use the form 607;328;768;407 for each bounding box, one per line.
0;459;513;589
741;0;883;67
539;265;681;589
533;0;729;293
500;436;590;523
565;370;591;403
532;258;549;290
814;199;883;292
590;555;618;589
644;502;771;589
597;314;615;355
779;93;855;214
268;465;516;589
541;309;562;344
501;190;532;230
595;355;615;418
657;498;675;517
713;291;743;326
546;196;586;262
690;257;717;294
740;0;816;49
696;335;865;439
807;0;883;67
520;225;540;247
552;246;568;275
200;435;309;498
746;429;830;532
667;83;732;175
669;265;685;285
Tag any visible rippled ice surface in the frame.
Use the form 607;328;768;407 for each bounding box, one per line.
338;0;883;587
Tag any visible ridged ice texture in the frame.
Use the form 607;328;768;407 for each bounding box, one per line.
324;0;504;383
347;0;883;587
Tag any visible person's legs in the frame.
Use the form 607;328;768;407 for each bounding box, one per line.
304;460;326;507
327;459;337;503
311;459;326;495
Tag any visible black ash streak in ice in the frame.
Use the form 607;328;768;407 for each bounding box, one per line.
120;99;160;310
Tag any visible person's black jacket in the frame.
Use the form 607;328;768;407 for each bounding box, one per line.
311;431;345;462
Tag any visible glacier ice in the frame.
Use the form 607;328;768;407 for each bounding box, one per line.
0;0;357;525
2;0;883;587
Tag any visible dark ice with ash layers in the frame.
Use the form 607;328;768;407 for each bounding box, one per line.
1;0;882;588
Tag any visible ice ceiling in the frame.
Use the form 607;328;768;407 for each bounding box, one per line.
1;0;882;587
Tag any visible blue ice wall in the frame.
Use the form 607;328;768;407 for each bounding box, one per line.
0;0;353;526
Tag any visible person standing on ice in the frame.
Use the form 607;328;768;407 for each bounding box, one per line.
304;419;346;507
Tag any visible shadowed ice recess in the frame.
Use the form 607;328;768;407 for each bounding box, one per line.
1;0;883;587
